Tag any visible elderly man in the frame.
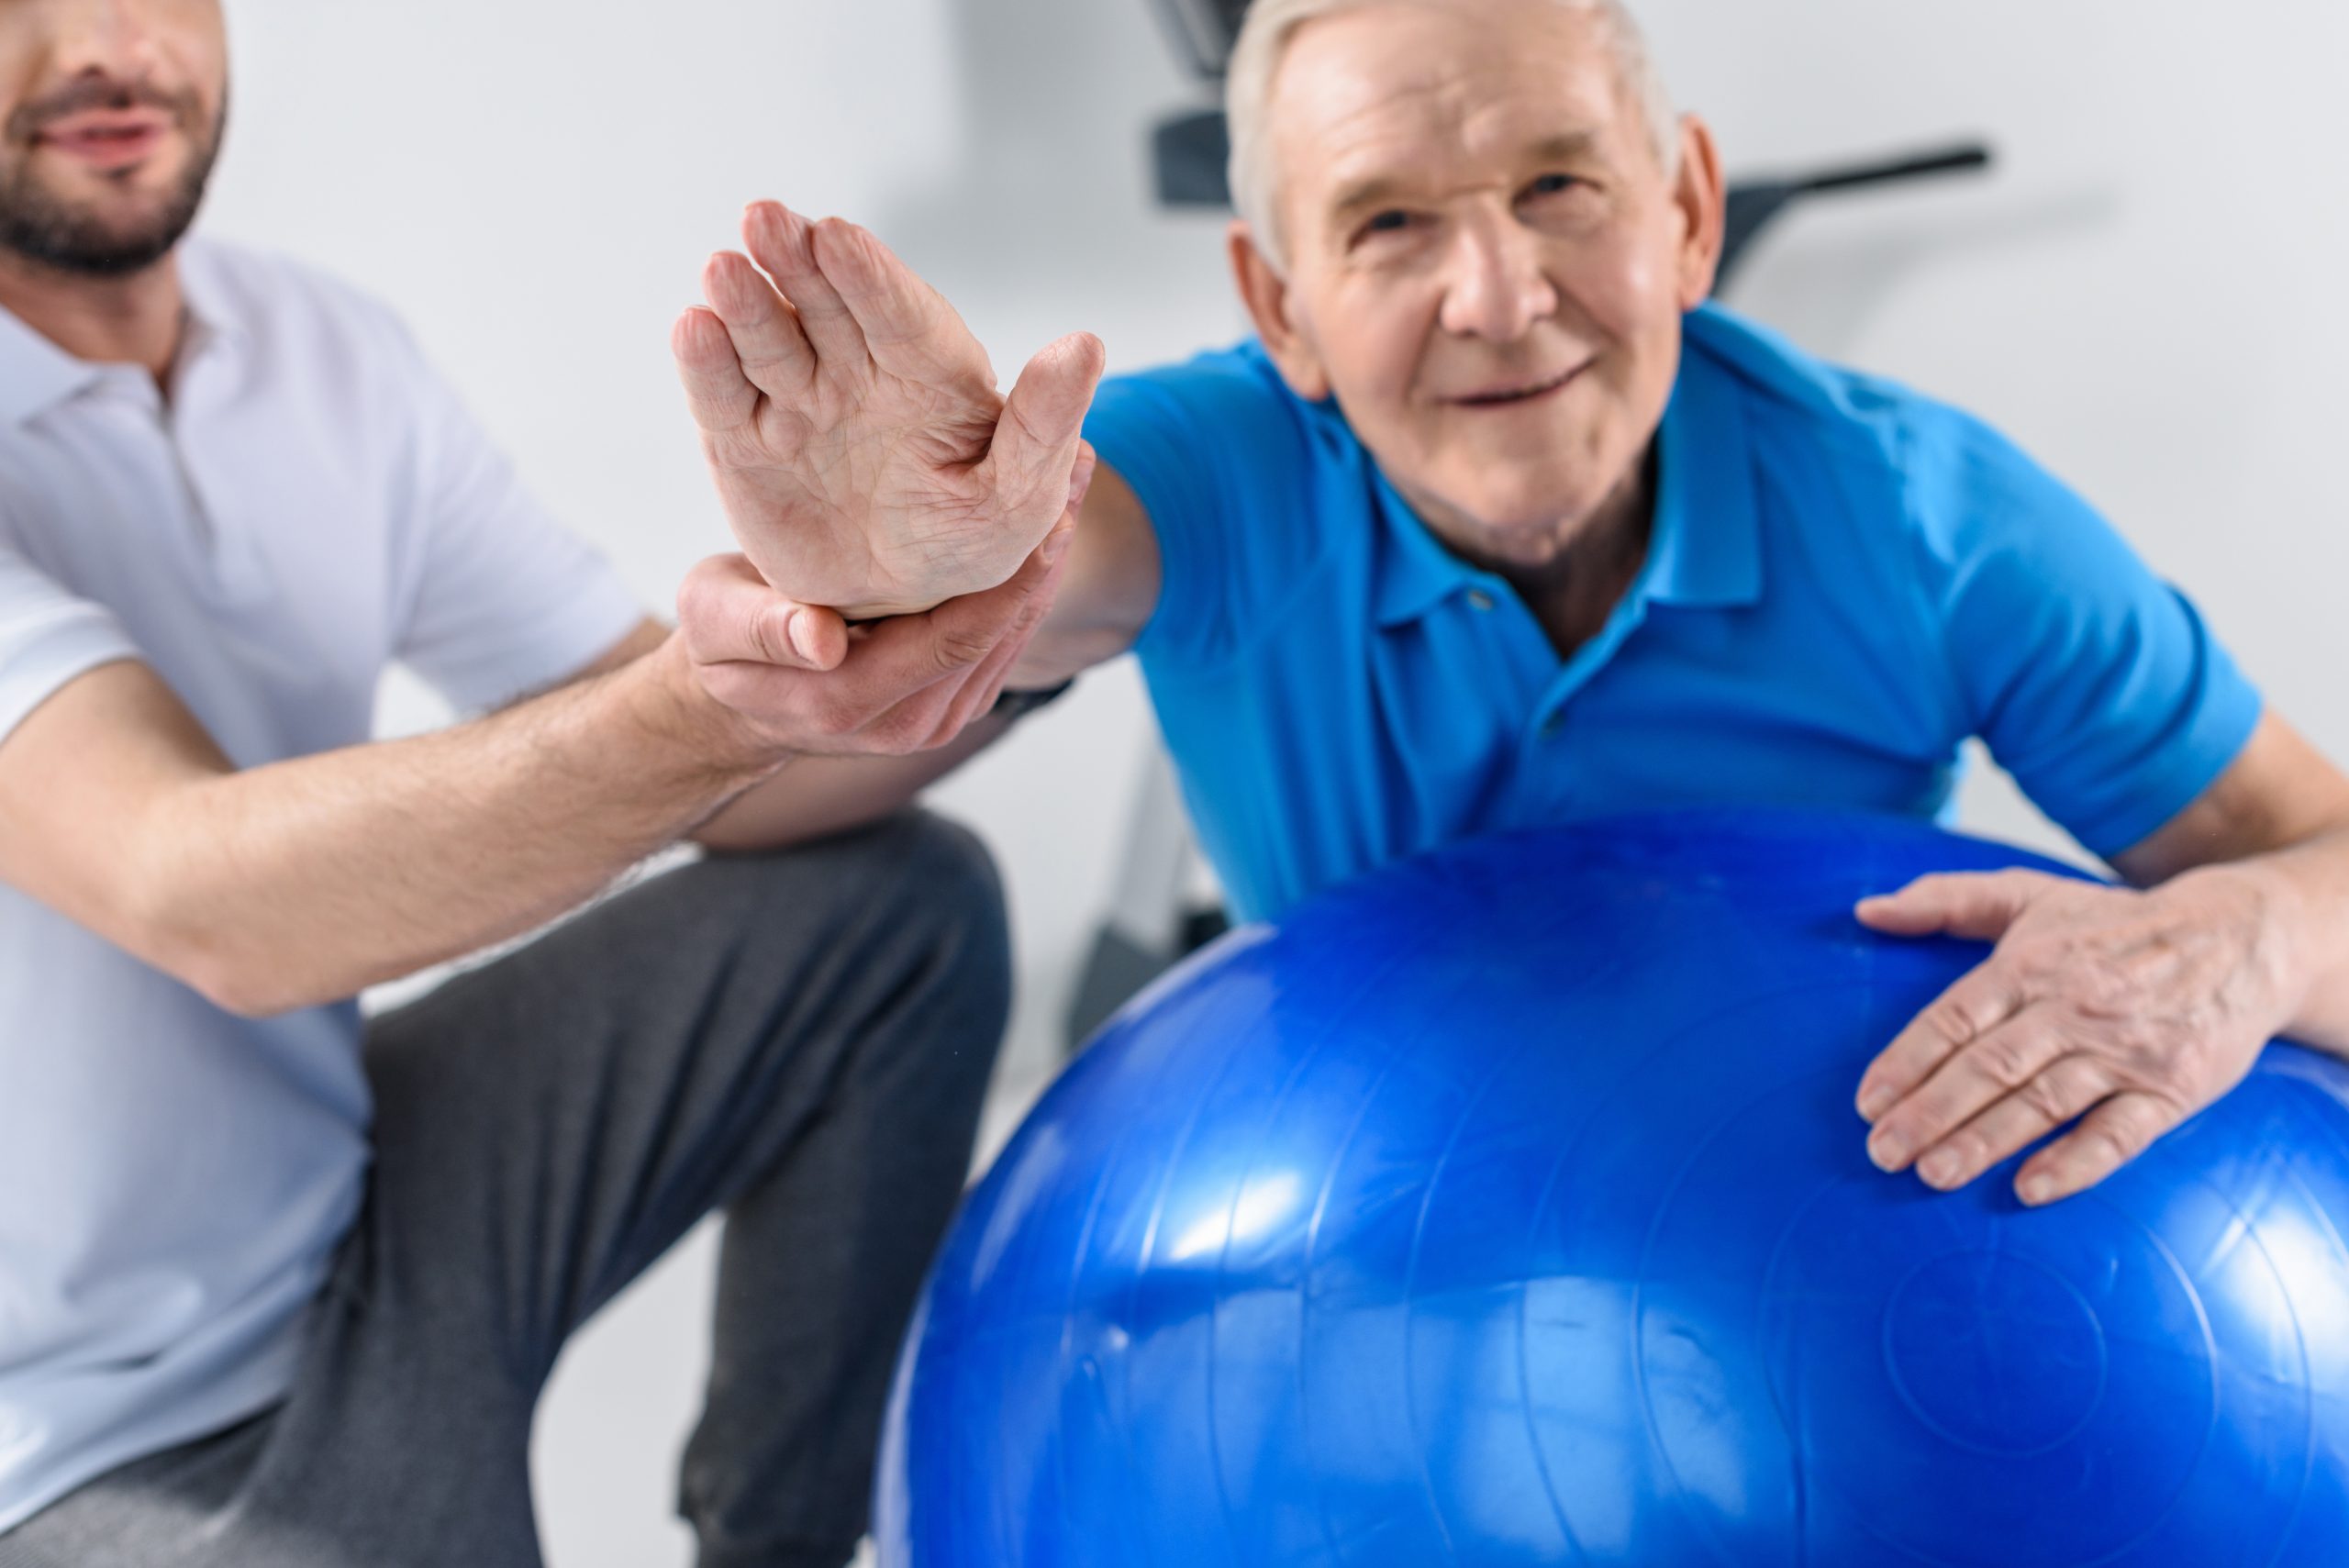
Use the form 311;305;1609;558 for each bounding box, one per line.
675;0;2349;1213
0;3;1075;1566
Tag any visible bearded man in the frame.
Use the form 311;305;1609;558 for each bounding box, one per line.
0;4;1067;1565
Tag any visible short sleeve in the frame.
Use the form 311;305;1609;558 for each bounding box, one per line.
0;545;141;746
389;339;644;712
1908;408;2262;859
1083;346;1329;669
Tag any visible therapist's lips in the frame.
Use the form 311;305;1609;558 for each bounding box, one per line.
33;110;173;172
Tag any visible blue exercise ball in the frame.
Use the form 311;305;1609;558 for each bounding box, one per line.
875;809;2349;1566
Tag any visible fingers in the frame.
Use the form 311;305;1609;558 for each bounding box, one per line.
672;306;760;439
701;250;816;403
685;517;1075;758
786;527;1066;752
1855;870;2059;940
809;216;966;368
742;200;868;368
1854;960;2026;1123
693;607;971;759
1865;1012;2066;1174
676;555;848;673
2016;1092;2176;1206
814;525;1063;710
937;522;1079;732
1908;1053;2112;1193
923;584;1047;744
1068;440;1099;515
987;331;1108;518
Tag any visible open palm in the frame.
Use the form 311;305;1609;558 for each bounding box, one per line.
674;201;1106;620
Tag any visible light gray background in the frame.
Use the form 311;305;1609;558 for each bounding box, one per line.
195;2;2347;1562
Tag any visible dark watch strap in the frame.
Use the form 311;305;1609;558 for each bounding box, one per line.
991;677;1077;724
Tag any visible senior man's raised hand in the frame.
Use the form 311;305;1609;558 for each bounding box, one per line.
673;200;1107;620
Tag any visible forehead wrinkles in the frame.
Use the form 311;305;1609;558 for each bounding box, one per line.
1274;28;1625;213
1291;76;1466;199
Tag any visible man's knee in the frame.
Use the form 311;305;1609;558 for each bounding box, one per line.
854;812;1013;1044
704;811;1003;952
859;811;1008;941
684;813;1012;1055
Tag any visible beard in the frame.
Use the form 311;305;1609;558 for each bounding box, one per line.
0;82;225;279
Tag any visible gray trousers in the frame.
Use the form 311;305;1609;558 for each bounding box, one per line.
0;814;1009;1568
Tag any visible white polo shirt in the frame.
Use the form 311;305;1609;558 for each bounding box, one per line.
0;237;644;1535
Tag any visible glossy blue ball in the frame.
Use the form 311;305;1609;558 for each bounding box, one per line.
876;811;2349;1566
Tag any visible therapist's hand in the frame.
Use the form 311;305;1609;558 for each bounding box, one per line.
674;199;1105;621
1850;865;2301;1204
672;507;1081;759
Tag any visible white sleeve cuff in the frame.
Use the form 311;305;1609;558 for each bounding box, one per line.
0;601;142;746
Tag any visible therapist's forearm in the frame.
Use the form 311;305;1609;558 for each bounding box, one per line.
139;638;783;1016
695;711;1011;851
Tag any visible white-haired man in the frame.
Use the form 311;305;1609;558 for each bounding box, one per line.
674;0;2349;1210
0;2;1083;1565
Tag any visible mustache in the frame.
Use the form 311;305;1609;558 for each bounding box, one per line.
7;76;195;142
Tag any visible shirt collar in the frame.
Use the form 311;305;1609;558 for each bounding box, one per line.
0;240;245;428
0;300;104;428
173;239;246;357
1373;311;1766;628
1372;462;1481;628
1642;317;1765;609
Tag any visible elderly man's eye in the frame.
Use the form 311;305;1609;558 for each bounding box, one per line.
1346;210;1419;250
1526;173;1585;198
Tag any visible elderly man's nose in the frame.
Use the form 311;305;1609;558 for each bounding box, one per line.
1439;226;1557;342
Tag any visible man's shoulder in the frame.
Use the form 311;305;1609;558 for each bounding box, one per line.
1685;304;1938;463
1087;341;1369;668
1102;339;1294;406
1686;305;2056;543
1087;339;1371;542
1093;340;1347;472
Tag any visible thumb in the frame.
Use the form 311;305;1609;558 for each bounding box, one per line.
990;332;1107;516
676;553;850;673
1854;870;2053;941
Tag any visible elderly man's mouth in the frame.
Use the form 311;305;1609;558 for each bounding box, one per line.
1450;366;1586;408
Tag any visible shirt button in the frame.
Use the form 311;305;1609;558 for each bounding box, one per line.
1467;589;1496;612
1541;712;1566;740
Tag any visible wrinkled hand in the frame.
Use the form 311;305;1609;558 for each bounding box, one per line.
1852;865;2304;1205
674;455;1088;758
674;199;1106;620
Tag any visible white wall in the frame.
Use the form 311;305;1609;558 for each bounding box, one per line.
200;1;2349;1562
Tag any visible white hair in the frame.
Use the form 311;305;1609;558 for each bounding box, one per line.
1225;0;1678;270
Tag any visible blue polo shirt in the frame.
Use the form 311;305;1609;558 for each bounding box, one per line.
1083;304;2261;924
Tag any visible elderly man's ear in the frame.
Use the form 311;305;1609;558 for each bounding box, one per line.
1228;222;1335;405
1672;115;1730;309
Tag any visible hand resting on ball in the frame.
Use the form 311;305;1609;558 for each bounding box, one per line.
1854;865;2299;1207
